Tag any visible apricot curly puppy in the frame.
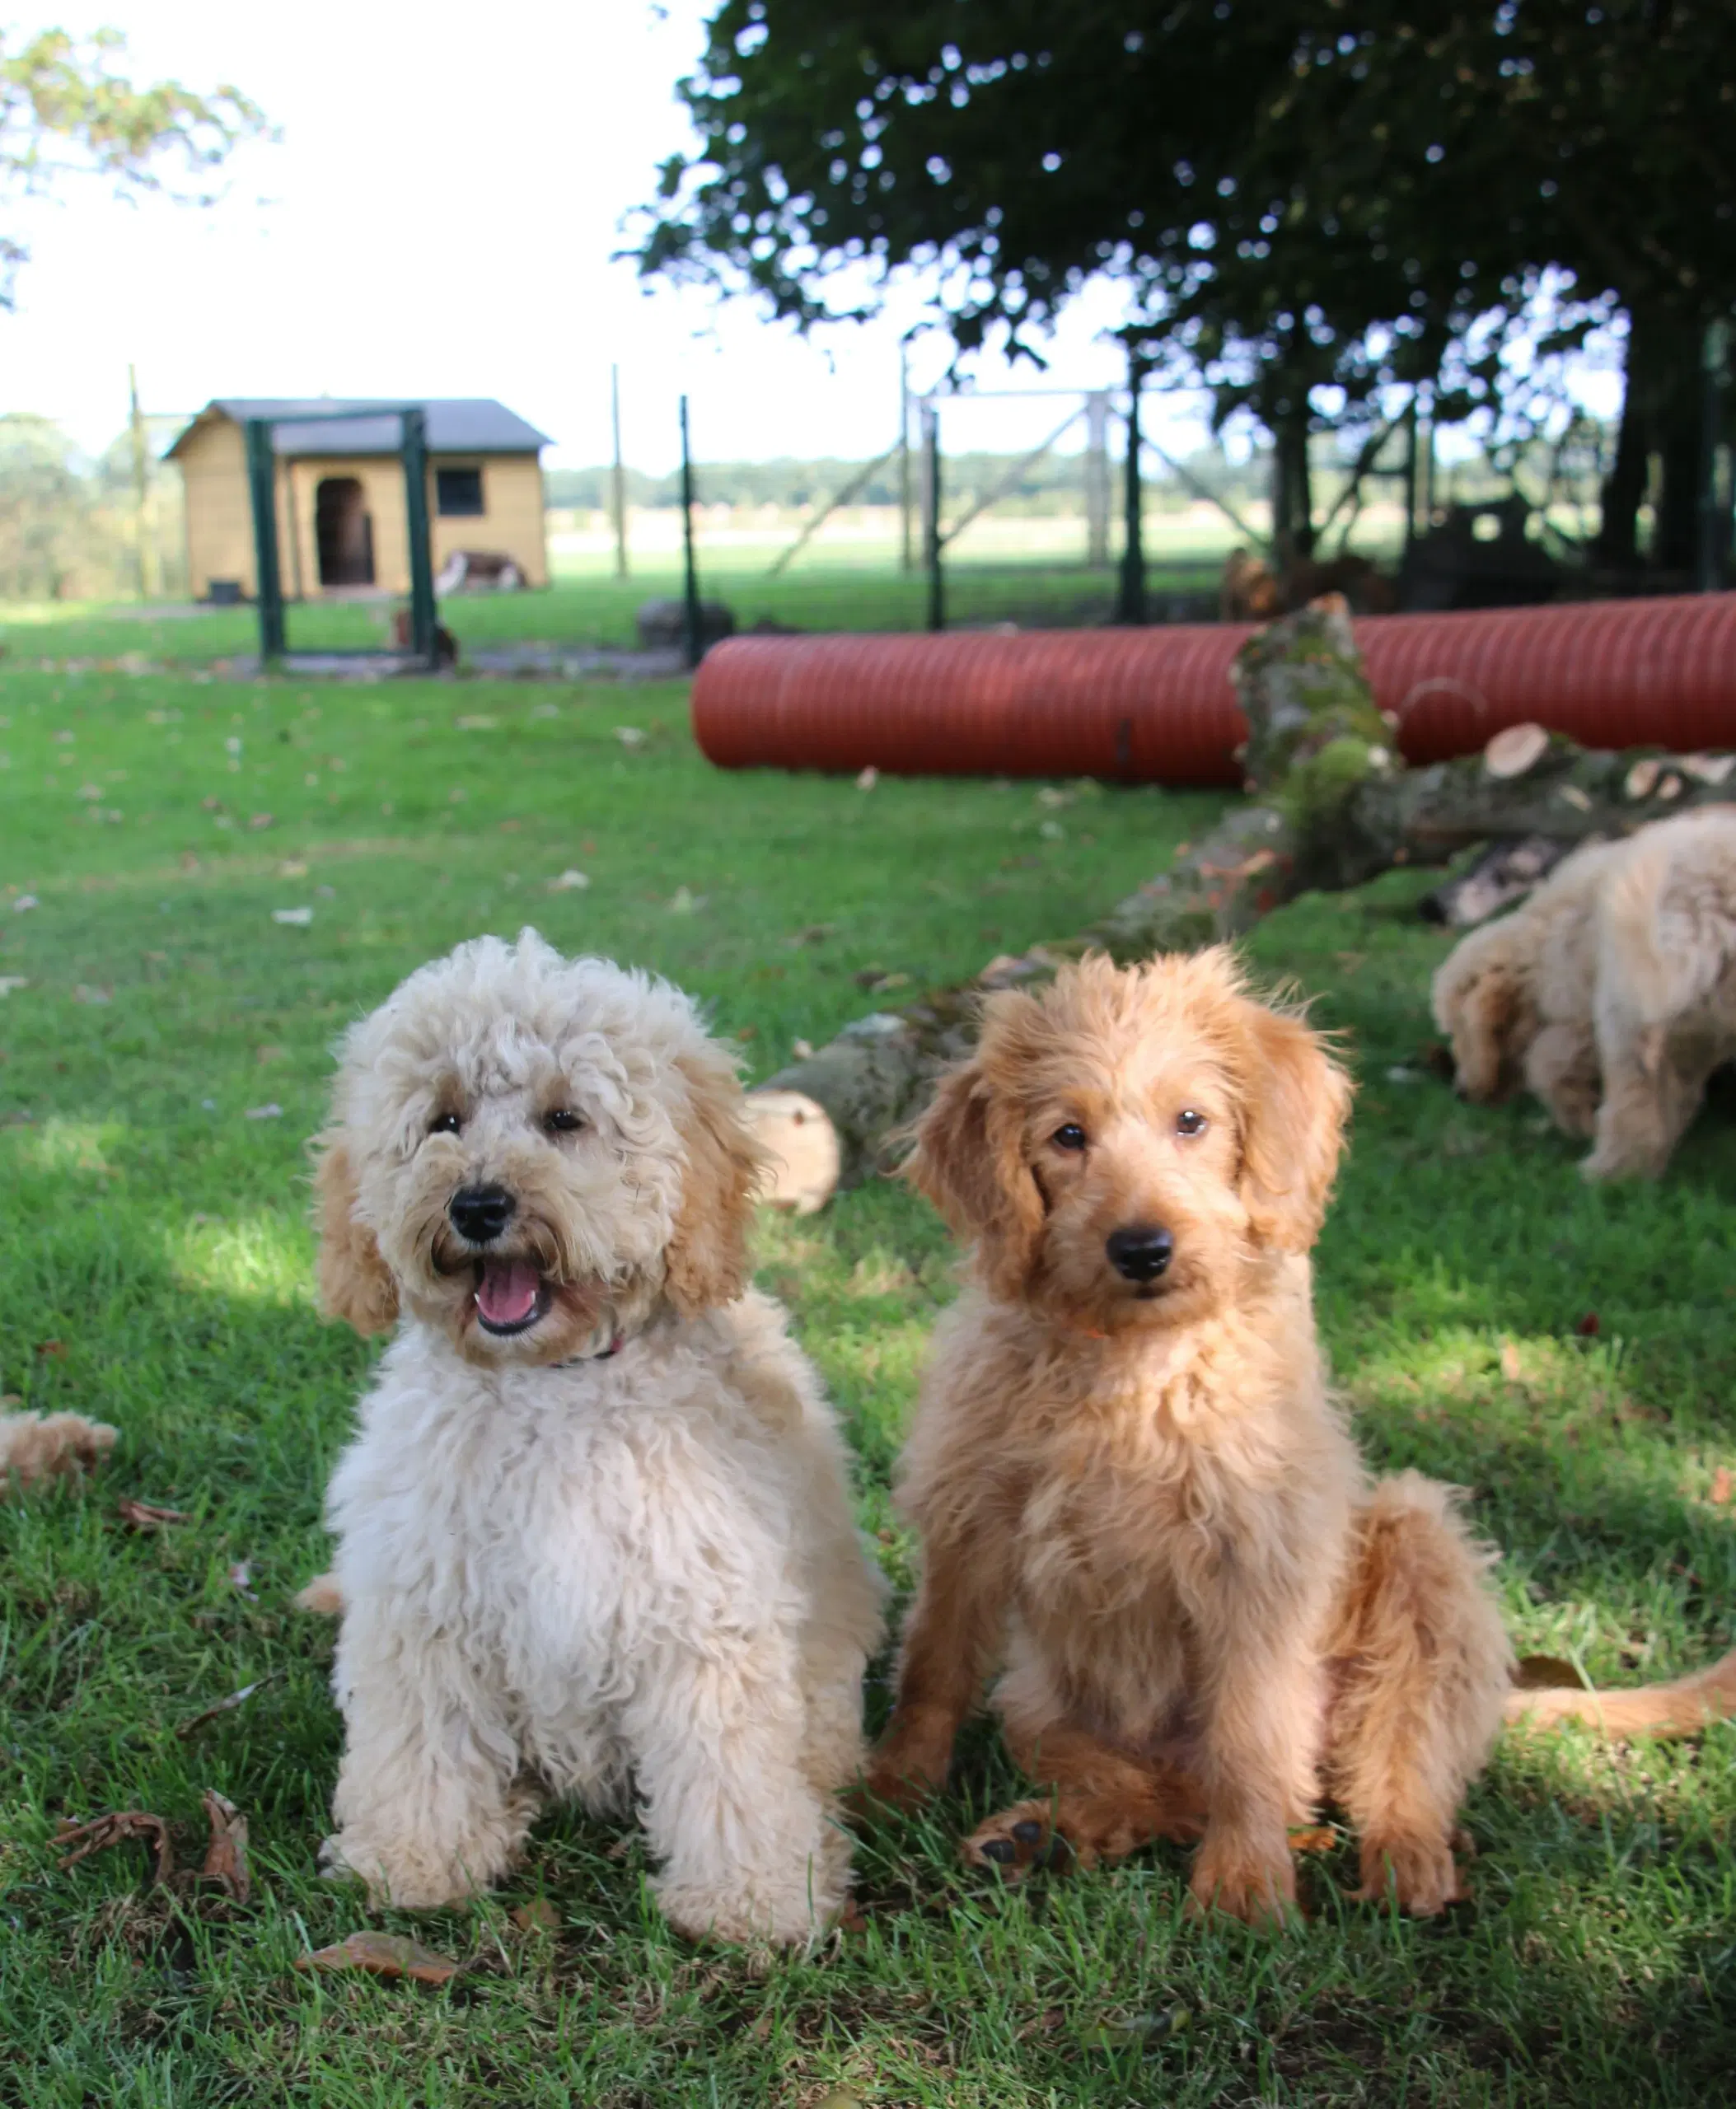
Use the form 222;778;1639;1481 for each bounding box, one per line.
0;1411;116;1489
863;950;1513;1926
311;931;883;1947
1434;809;1736;1177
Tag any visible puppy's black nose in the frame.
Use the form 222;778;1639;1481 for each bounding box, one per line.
449;1184;516;1244
1106;1224;1173;1283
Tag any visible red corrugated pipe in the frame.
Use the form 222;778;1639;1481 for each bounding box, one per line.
690;595;1736;784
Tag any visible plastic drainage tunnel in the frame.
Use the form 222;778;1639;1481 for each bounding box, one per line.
691;594;1736;786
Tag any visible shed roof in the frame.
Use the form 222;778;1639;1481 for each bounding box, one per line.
166;398;550;461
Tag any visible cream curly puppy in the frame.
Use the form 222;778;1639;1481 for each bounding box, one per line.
1430;834;1623;1136
1433;807;1736;1176
1584;805;1736;1176
311;930;883;1946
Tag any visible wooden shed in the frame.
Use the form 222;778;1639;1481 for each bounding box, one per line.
166;397;551;601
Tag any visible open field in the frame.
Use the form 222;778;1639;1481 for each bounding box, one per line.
2;660;1734;2103
0;540;1238;672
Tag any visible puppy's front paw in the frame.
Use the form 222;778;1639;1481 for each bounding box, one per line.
319;1831;476;1911
854;1717;954;1816
655;1878;830;1950
1186;1836;1298;1930
1355;1831;1465;1916
962;1800;1080;1878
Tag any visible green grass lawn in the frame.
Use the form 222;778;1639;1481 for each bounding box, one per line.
2;662;1733;2104
0;552;1215;669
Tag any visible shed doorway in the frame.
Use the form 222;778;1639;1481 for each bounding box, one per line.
315;476;375;587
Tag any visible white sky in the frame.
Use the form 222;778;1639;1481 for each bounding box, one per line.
0;0;1183;473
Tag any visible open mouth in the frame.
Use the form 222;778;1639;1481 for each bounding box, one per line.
471;1257;553;1336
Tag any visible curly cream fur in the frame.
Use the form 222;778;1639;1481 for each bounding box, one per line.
1430;835;1623;1127
312;930;883;1946
1582;806;1736;1177
1433;810;1736;1177
865;951;1513;1924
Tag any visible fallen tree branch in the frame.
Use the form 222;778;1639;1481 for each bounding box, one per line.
745;598;1735;1205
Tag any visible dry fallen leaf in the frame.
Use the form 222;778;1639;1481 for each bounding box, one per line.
1575;1312;1601;1338
1710;1466;1733;1507
1500;1340;1523;1382
55;1809;175;1885
35;1339;67;1358
1287;1826;1338;1854
511;1898;559;1933
1512;1654;1589;1691
199;1790;250;1903
116;1498;189;1531
295;1930;461;1985
229;1560;257;1600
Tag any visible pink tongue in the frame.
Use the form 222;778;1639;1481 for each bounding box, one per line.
477;1260;541;1326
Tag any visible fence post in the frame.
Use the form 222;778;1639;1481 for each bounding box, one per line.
680;395;703;670
899;342;914;573
244;419;287;663
1699;320;1730;593
611;363;629;580
400;407;439;671
128;363;153;601
1115;358;1146;624
1084;390;1110;568
923;400;944;632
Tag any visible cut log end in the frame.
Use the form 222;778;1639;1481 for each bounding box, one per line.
745;1088;843;1216
1482;722;1551;780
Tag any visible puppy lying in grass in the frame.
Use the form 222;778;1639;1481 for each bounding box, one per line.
0;1411;115;1489
309;931;882;1946
1433;807;1736;1177
862;950;1514;1925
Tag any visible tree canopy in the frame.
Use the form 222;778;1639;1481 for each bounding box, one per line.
0;26;266;304
639;3;1735;557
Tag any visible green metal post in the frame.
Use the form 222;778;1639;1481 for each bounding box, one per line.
1698;320;1729;595
400;407;438;669
924;401;944;632
680;395;703;671
244;419;287;662
1116;354;1146;625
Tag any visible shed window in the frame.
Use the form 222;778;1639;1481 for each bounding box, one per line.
436;466;485;517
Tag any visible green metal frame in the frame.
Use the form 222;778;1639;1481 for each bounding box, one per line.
242;405;440;671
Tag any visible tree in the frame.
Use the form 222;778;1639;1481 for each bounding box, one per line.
639;4;1734;564
0;26;265;305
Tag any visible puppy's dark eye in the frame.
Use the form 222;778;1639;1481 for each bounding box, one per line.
428;1111;462;1136
544;1108;583;1135
1176;1108;1208;1138
1051;1123;1088;1152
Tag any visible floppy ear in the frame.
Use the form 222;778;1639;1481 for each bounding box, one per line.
664;1049;768;1316
1236;1001;1354;1254
904;1056;1044;1298
313;1138;400;1335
